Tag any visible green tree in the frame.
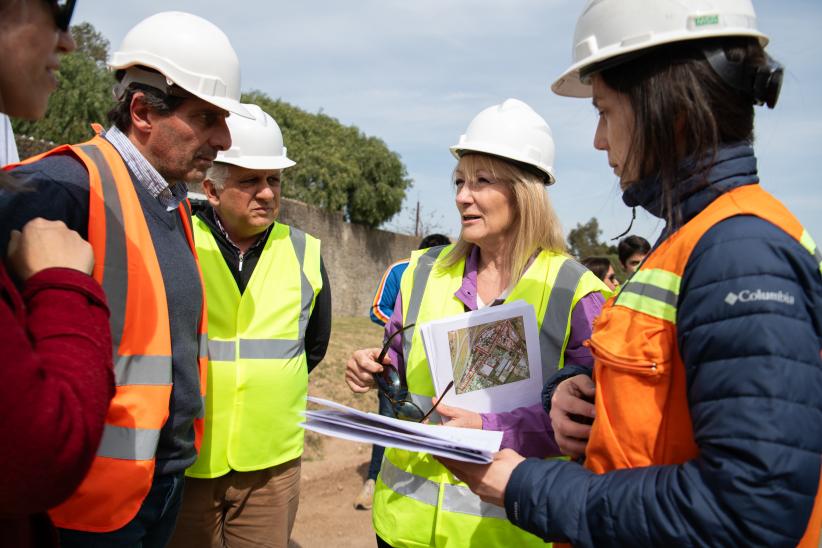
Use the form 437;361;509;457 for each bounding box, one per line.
12;23;115;144
243;90;411;227
567;217;618;259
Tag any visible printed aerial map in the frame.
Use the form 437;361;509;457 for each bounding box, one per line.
448;317;530;394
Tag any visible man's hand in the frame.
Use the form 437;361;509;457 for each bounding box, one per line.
436;401;483;429
345;348;385;393
436;449;526;507
550;374;596;458
7;218;94;280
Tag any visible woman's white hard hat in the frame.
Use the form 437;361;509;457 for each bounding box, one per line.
552;0;769;98
450;98;556;185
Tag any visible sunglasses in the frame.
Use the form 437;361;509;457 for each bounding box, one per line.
374;323;454;422
44;0;77;32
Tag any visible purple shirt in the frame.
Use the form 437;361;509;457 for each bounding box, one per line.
384;246;604;457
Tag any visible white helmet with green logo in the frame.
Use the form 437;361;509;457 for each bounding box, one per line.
552;0;769;98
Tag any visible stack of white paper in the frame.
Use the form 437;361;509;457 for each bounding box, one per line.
419;300;543;413
301;397;503;464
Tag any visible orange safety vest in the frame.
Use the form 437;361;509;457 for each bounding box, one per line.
6;128;209;532
585;184;822;547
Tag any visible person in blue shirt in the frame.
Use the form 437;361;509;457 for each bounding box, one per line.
354;233;450;510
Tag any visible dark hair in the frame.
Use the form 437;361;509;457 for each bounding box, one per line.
617;235;651;266
418;233;450;249
599;37;770;226
581;256;613;282
107;70;187;132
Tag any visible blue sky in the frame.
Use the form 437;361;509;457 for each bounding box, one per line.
74;1;822;243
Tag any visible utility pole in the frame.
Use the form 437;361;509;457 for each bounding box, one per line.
415;199;421;237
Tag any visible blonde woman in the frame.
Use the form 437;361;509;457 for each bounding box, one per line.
345;98;609;547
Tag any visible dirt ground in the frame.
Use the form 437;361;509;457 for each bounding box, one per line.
289;438;376;548
288;317;384;548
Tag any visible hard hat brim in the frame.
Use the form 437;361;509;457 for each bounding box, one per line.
201;94;254;119
215;156;296;171
449;144;556;185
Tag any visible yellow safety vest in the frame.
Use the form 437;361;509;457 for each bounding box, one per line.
372;245;609;547
187;217;322;478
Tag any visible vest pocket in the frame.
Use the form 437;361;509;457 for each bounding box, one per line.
585;308;676;471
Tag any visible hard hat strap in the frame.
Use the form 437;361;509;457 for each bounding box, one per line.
112;67;189;102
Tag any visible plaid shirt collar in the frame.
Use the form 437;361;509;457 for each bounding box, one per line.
104;126;187;211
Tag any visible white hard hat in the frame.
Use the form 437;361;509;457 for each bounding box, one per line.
216;104;295;170
109;11;251;118
450;98;556;185
552;0;769;98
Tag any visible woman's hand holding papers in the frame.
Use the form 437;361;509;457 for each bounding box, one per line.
345;348;386;393
436;448;525;507
436;400;483;429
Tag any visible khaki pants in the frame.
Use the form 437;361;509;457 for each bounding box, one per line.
169;457;301;548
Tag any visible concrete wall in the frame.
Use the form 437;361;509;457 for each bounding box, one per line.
279;198;419;317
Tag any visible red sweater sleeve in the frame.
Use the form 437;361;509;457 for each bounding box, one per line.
0;265;114;516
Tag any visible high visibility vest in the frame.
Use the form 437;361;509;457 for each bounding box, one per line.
187;218;322;478
6;129;209;532
372;245;609;548
585;184;822;547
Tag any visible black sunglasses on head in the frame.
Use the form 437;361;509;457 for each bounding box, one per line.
373;323;454;422
44;0;77;32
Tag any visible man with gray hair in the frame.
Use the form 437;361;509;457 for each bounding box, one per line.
170;103;331;548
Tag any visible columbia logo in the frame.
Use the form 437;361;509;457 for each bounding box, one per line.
725;289;795;306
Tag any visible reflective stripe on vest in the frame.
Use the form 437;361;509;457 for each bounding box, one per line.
616;268;682;323
97;425;161;461
401;245;443;361
538;258;587;379
189;218;321;478
799;230;822;276
380;457;507;519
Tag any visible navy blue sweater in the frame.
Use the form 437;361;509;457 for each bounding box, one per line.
516;143;822;546
0;153;205;476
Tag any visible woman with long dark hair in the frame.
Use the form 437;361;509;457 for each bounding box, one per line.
0;1;114;545
439;1;822;546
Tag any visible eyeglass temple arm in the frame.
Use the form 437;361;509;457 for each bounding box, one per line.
419;380;454;423
376;322;416;364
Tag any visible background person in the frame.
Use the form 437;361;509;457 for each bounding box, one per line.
439;1;822;546
0;1;115;546
170;103;331;548
616;234;650;273
580;256;619;291
0;11;250;546
355;232;451;510
345;98;609;547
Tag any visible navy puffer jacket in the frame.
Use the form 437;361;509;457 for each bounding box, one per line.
509;143;822;546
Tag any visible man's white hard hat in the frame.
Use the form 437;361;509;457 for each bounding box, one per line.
216;104;295;170
109;11;251;118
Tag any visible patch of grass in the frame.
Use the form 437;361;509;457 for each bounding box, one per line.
304;316;385;460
